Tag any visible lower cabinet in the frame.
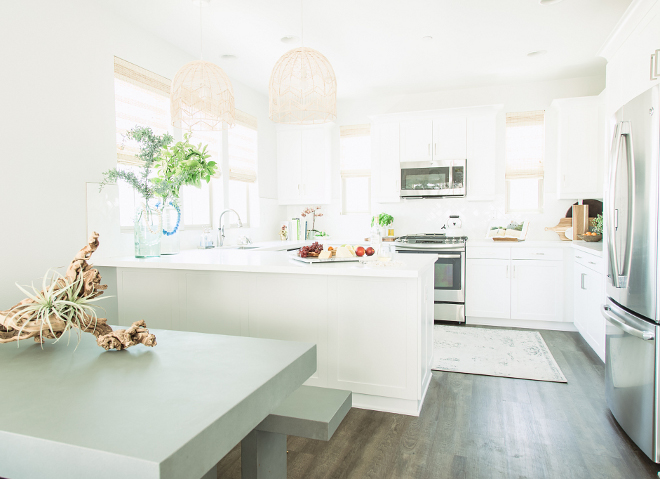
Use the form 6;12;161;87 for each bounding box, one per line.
510;260;563;321
466;247;566;323
466;259;510;318
573;255;606;361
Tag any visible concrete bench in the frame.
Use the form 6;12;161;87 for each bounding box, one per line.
241;386;352;479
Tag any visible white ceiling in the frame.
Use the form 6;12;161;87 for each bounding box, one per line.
105;0;632;99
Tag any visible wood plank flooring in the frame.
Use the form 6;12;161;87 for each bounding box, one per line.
216;327;660;479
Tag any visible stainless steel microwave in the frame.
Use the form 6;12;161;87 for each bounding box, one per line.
400;159;466;198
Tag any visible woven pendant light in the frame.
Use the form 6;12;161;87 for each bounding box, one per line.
269;1;337;124
170;1;235;130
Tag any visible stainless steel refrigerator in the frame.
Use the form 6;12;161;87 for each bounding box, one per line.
603;84;660;462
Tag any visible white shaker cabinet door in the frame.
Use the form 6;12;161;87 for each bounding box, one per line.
466;115;497;201
400;119;433;163
574;262;606;361
300;127;330;204
432;116;467;161
372;122;401;203
466;259;511;318
277;129;302;204
511;260;564;322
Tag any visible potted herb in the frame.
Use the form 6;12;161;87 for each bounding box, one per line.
372;213;394;237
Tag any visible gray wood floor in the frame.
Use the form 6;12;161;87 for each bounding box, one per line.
216;327;660;479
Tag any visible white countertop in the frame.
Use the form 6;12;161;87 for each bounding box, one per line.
467;239;603;256
94;249;435;278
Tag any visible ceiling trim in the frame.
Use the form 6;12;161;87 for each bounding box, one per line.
598;0;659;60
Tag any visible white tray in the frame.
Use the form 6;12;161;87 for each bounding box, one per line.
290;254;360;264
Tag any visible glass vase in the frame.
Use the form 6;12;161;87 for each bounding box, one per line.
134;200;162;258
160;202;181;255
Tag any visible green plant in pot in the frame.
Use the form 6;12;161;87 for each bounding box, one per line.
152;132;217;255
372;213;394;237
101;127;173;258
100;127;216;257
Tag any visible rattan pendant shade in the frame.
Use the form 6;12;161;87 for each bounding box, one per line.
170;60;235;131
269;47;337;124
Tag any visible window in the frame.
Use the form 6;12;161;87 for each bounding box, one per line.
114;57;171;227
113;57;218;229
226;110;259;227
505;111;545;213
340;124;371;214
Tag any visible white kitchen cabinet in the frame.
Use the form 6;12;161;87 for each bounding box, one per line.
511;259;564;322
400;116;467;163
399;119;433;163
432;116;467;161
371;122;401;203
466;259;511;319
276;125;332;205
552;96;603;200
466;114;497;201
573;252;606;361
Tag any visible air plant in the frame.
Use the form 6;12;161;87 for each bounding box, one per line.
7;270;108;349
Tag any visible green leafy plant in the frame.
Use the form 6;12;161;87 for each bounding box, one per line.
371;213;394;228
100;126;173;202
153;132;217;202
8;270;108;348
591;214;603;234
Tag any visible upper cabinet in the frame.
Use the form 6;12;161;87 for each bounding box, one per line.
276;125;332;205
551;96;604;200
466;114;498;201
373;107;499;203
432;117;467;161
399;117;466;163
371;122;401;203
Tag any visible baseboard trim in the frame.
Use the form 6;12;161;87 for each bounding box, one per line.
466;316;577;332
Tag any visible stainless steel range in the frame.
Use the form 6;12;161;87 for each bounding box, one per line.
394;234;467;323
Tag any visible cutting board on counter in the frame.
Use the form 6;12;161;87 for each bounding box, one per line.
545;218;572;241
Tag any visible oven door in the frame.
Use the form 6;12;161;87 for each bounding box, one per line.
396;249;465;302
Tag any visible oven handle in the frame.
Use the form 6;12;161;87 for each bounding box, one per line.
436;254;462;259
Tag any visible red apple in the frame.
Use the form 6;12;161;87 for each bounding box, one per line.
355;246;365;257
365;247;375;256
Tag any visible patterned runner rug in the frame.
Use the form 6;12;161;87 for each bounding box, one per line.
433;325;567;383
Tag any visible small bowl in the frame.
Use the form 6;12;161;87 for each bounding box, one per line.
578;234;602;242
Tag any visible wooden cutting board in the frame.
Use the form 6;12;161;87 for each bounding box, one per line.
545;218;573;241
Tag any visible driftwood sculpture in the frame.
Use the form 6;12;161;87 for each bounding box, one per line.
0;232;157;350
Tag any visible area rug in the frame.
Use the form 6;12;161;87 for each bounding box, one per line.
432;325;567;383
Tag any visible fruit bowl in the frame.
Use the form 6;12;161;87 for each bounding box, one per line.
578;234;602;242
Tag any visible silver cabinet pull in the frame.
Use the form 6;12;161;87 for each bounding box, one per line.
513;265;516;279
535;252;545;255
576;255;582;258
434;143;437;155
428;144;431;156
581;273;586;289
506;265;509;279
602;305;655;340
588;261;596;265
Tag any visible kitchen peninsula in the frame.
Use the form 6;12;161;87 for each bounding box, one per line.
95;250;435;416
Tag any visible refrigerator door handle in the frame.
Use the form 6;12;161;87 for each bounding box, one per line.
602;305;655;340
608;121;636;289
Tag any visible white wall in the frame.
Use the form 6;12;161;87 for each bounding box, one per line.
0;0;281;308
289;75;606;241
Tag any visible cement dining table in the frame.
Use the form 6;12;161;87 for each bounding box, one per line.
0;328;316;479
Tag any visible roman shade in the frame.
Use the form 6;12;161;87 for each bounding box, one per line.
228;110;258;183
114;57;171;167
340;124;371;178
505;111;545;179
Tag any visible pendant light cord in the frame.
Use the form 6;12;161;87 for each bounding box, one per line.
300;0;304;47
199;0;203;60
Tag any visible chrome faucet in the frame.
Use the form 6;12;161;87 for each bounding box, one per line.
217;209;243;247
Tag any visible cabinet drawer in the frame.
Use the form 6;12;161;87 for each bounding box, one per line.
467;246;510;260
511;248;564;261
574;250;603;272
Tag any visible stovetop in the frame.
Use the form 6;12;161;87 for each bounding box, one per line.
395;233;468;245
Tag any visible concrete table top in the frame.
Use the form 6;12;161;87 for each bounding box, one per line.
0;329;316;479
